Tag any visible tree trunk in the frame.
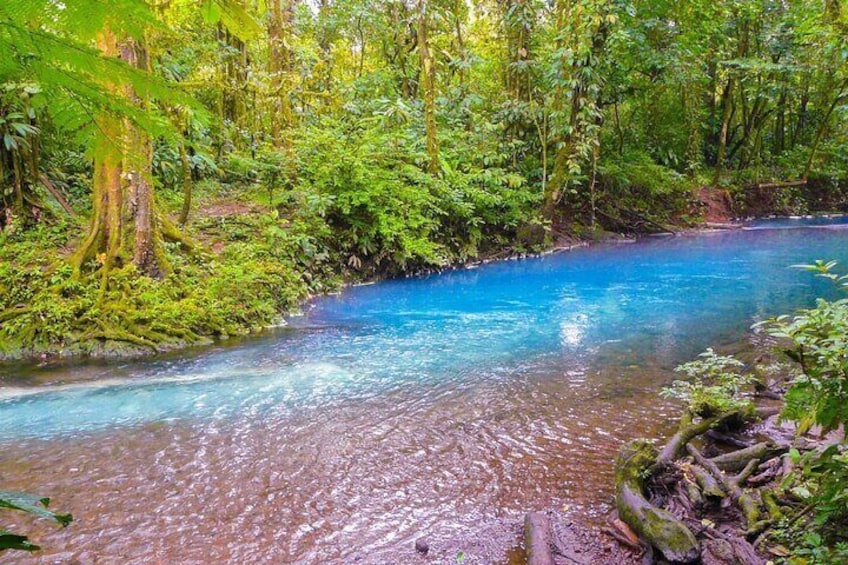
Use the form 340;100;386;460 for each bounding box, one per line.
545;1;609;221
803;79;848;179
269;0;298;184
418;0;439;175
615;440;701;563
178;142;192;226
317;0;333;96
774;87;786;154
504;0;532;103
72;31;169;281
714;77;734;186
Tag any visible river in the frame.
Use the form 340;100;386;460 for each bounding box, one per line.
2;217;847;564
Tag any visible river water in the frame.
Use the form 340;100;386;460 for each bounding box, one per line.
1;218;847;564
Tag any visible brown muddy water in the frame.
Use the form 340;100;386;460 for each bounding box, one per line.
0;355;681;564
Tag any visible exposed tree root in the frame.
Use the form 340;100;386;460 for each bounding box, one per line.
85;328;159;351
615;440;701;563
710;442;783;473
688;444;766;535
611;399;790;562
653;409;749;471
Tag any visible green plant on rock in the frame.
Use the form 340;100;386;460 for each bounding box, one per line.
661;348;755;417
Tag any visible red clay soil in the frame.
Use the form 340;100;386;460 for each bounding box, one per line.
698;187;735;223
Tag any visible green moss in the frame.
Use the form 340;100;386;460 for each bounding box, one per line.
615;440;701;564
0;212;315;359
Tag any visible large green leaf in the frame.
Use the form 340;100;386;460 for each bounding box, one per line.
0;491;73;527
200;0;261;41
0;530;39;552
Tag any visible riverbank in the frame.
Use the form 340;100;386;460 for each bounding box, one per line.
0;184;647;364
506;326;843;565
1;177;843;365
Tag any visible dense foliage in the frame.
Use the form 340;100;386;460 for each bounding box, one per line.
661;348;755;416
763;262;848;563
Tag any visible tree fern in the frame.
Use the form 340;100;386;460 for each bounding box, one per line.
0;0;205;151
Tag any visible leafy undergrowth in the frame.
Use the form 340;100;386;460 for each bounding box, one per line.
0;201;324;359
0;162;546;360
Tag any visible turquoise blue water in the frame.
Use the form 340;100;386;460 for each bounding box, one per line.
1;219;847;440
2;218;848;564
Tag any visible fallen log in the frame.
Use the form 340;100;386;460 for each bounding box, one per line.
753;180;807;190
524;512;555;565
615;440;700;563
703;222;741;230
39;174;77;217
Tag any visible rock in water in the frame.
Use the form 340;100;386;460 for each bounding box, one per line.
415;538;429;555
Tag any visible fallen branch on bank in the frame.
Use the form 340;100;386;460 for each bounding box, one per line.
39;174;77;217
752;180;807;190
524;512;555;565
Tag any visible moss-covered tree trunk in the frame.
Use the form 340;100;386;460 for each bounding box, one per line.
544;1;609;222
713;77;734;186
71;31;169;281
121;38;166;277
418;0;440;175
178;141;192;225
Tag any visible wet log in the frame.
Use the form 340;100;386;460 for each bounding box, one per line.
710;442;777;473
524;512;555;565
615;440;700;563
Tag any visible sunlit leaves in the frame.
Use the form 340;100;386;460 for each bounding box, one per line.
199;0;262;41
